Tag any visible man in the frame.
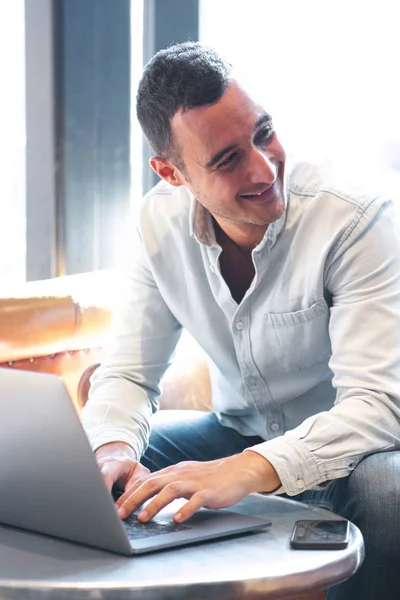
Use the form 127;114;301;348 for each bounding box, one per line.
82;42;400;600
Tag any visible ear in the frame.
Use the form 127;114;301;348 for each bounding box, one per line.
149;156;185;187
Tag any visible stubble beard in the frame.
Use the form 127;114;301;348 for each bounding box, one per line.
192;186;286;229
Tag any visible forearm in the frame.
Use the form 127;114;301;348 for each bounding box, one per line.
249;388;400;495
82;373;155;458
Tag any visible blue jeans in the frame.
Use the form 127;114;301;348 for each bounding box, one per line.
141;410;400;600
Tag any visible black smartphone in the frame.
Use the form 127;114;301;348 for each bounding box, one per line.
290;519;350;550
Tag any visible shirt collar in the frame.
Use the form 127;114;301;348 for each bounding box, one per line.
189;197;218;246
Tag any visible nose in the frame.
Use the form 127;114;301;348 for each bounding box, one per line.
247;148;277;185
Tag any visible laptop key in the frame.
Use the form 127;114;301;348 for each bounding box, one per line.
123;516;191;540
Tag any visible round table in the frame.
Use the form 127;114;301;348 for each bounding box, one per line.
0;494;364;600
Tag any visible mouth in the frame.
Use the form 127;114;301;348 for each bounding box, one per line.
238;183;278;204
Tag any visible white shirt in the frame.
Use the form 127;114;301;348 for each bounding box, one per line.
82;161;400;496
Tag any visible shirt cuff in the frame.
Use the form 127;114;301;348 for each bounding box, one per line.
246;435;327;496
83;426;144;461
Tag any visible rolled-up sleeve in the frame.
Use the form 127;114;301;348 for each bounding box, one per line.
248;199;400;495
81;227;182;459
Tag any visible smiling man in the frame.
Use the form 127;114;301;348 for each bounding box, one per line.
82;43;400;600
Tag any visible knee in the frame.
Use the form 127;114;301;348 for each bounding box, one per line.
348;451;400;512
343;451;400;557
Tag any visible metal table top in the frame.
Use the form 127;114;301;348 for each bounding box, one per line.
0;494;363;600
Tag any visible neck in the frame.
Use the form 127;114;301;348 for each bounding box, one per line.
213;218;268;253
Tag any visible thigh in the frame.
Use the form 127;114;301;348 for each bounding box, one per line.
141;409;264;472
298;450;400;528
296;451;400;600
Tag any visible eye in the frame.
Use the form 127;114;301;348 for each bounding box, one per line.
218;152;239;169
254;124;274;146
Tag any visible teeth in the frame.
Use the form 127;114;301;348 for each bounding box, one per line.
243;192;262;197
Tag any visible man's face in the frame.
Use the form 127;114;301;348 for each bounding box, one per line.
169;81;287;234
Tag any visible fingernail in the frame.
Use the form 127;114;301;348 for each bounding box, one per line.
118;507;126;518
174;512;183;522
138;510;149;521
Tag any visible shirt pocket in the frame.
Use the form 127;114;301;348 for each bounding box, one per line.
265;299;331;372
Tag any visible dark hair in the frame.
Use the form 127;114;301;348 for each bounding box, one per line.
136;42;232;165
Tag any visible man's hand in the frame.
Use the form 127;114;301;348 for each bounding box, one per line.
115;450;280;523
95;442;150;493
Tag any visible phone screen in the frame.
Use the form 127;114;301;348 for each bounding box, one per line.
290;519;350;550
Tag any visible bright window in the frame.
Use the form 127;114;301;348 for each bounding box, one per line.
0;0;26;285
200;0;400;194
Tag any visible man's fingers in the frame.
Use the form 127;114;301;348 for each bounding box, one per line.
137;481;199;522
118;470;149;499
113;456;254;522
118;477;214;522
114;473;151;511
173;491;210;522
117;474;165;518
97;452;150;499
124;469;149;492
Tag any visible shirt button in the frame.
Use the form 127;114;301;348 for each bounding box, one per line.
270;422;280;432
209;264;215;273
236;321;244;331
297;479;305;489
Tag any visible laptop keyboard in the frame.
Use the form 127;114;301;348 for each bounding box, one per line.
123;514;191;540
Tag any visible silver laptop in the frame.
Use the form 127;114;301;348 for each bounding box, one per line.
0;368;271;555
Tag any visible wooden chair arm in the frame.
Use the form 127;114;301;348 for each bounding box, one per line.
77;362;101;409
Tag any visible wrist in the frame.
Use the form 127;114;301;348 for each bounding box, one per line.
243;449;281;493
95;441;137;461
